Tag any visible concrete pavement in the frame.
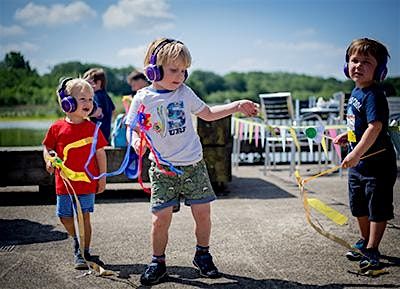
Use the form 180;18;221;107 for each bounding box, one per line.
0;164;399;289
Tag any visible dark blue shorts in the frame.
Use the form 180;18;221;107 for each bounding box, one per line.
348;164;396;222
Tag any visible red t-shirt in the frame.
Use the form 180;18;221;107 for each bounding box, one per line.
43;119;108;195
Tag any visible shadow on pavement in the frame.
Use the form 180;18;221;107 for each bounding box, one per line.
222;176;296;199
103;263;399;288
0;218;67;245
0;176;295;206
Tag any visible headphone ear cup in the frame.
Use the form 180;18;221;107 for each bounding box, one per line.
61;96;77;113
145;64;157;81
343;63;350;78
145;64;163;81
374;64;388;82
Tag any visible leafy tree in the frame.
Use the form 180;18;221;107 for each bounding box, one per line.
186;70;226;99
1;52;400;116
2;51;32;71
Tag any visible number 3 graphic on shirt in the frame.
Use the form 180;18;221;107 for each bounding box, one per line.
167;101;185;129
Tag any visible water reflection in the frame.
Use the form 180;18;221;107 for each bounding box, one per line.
0;120;52;146
0;120;53;129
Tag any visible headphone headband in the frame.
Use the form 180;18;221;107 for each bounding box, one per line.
149;39;182;65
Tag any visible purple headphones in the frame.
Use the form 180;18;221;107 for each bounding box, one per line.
343;49;388;82
144;38;188;82
58;77;77;113
57;77;97;114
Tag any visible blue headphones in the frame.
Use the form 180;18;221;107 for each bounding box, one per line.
343;50;388;82
144;38;188;82
57;77;97;114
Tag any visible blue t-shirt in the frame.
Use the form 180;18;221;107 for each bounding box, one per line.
346;84;395;169
90;89;115;142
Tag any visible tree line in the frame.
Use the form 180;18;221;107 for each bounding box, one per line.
1;52;399;111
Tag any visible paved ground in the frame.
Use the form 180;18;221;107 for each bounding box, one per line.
0;164;399;289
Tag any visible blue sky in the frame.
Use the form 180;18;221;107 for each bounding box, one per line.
0;0;399;80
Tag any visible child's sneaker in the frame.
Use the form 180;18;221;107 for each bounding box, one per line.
193;252;222;278
74;252;88;270
345;238;366;261
84;251;105;266
140;262;167;285
359;248;381;272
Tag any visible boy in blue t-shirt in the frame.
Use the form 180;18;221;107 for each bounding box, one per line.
334;38;397;271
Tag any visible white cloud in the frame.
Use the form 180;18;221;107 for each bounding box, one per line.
0;25;25;37
117;44;148;66
0;41;39;55
15;1;96;26
294;28;317;38
103;0;174;31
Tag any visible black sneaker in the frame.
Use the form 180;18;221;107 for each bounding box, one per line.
359;248;381;272
84;251;105;266
74;252;88;270
140;262;167;285
345;238;366;261
193;252;222;278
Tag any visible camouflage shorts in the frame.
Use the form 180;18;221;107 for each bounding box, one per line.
148;159;216;213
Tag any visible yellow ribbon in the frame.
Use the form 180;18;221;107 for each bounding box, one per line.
47;154;91;183
46;137;94;183
295;149;387;254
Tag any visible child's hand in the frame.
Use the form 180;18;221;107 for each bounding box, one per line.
97;177;106;194
133;138;147;156
341;151;361;169
333;132;348;147
46;161;55;175
237;100;259;117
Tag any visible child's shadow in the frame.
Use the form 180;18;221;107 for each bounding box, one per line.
104;263;399;288
380;254;400;269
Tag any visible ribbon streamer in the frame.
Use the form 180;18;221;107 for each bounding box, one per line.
295;148;386;252
84;104;183;193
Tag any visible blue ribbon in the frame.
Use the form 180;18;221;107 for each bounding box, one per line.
85;108;183;181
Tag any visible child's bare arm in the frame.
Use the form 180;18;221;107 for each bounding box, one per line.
42;145;55;175
95;147;107;193
341;121;382;168
197;100;259;121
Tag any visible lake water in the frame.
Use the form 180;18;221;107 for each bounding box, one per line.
0;120;52;146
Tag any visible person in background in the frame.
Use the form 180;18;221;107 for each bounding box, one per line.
334;38;397;272
127;70;150;97
83;68;115;143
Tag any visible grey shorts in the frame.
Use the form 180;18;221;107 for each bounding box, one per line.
148;159;216;213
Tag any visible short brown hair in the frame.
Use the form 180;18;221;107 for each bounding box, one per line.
126;70;149;85
345;38;390;66
83;68;107;89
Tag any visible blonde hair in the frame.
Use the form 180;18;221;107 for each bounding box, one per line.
144;38;191;68
57;78;94;109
